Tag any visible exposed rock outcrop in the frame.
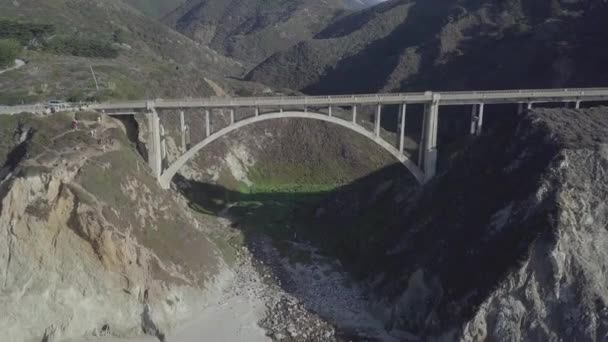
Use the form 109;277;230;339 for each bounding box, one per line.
0;113;229;342
313;107;608;341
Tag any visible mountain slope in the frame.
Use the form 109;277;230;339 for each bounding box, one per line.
312;107;608;340
0;0;245;104
247;0;608;94
124;0;189;18
164;0;360;66
0;112;231;341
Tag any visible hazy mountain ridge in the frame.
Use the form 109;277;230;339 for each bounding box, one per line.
163;0;385;66
247;0;608;94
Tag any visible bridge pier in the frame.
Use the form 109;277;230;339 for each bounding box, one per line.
147;106;162;181
476;103;485;135
575;100;581;109
352;105;358;124
230;108;235;124
205;109;211;137
399;103;407;153
375;104;382;137
328;105;332;117
180;110;186;152
470;104;477;135
527;102;534;110
422;95;440;182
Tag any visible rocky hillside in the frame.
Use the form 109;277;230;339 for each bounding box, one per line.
247;0;608;94
0;0;246;105
123;0;189;18
0;112;236;341
311;107;608;340
164;0;387;66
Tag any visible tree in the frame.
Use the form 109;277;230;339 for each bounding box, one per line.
0;39;21;67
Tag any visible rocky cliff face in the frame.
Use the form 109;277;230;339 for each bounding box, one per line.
315;107;608;340
0;113;231;342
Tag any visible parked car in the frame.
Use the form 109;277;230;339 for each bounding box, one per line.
47;100;68;112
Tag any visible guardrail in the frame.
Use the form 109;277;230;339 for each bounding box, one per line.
4;87;608;114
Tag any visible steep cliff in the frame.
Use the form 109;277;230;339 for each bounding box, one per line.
313;107;608;340
0;113;232;342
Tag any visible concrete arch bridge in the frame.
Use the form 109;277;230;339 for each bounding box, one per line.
86;88;608;189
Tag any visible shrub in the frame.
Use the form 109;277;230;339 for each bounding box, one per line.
0;38;21;67
0;19;54;45
44;36;119;58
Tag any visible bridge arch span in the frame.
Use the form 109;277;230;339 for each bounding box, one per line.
159;111;425;189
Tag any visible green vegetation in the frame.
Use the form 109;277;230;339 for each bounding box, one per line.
0;19;54;45
0;19;118;59
44;36;119;58
0;38;20;67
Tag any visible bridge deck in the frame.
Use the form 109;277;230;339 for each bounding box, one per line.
2;88;608;115
89;87;608;112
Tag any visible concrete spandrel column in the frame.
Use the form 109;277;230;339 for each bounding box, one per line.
230;108;235;124
352;105;357;124
418;104;427;168
517;103;524;115
399;103;407;153
470;104;477;135
527;102;533;110
575;100;581;109
375;104;382;137
180;110;186;152
422;94;440;182
328;105;332;117
205;109;210;137
255;107;259;116
476;103;485;136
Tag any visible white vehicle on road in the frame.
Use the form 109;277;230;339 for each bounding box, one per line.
47;100;68;112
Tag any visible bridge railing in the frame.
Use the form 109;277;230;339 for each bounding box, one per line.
8;88;608;113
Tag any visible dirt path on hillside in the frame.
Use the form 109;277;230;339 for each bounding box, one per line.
0;59;25;75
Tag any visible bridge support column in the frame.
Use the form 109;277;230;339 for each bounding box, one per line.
422;95;440;182
517;103;524;115
255;107;259;116
352;105;357;124
147;107;162;181
375;104;382;137
470;104;478;135
205;109;210;137
230;108;235;124
328;105;332;117
399;103;407;153
527;102;533;110
476;103;485;136
180;110;186;152
575;100;581;109
160;124;167;160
